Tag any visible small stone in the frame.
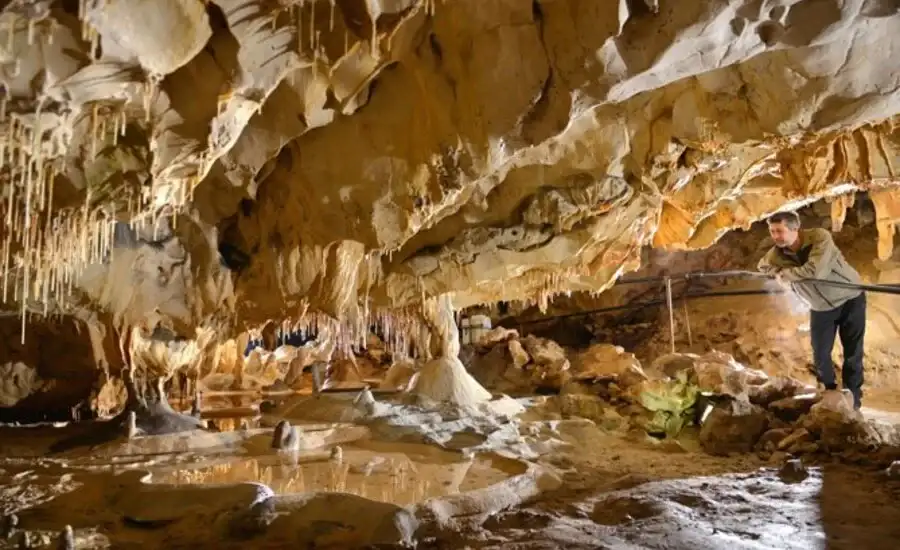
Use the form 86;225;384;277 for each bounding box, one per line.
57;525;74;550
778;458;809;483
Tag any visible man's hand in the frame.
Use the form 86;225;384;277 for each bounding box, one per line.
772;270;790;289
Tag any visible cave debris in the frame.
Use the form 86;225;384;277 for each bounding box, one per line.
778;458;809;483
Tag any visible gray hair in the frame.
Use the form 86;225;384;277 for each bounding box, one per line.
767;211;800;230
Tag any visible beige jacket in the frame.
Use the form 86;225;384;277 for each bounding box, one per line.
757;228;862;311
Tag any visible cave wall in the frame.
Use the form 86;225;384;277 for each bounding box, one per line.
0;314;124;423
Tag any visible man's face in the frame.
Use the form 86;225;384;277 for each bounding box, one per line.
768;221;798;248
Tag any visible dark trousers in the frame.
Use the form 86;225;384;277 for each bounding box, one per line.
809;293;866;408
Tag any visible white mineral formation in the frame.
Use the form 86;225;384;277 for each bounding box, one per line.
124;410;138;440
410;295;491;406
0;1;896;399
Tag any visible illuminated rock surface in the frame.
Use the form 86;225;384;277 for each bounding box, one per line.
1;3;900;547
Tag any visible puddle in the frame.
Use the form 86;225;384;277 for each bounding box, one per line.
150;441;524;506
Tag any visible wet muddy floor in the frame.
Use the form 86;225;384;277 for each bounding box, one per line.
1;393;900;549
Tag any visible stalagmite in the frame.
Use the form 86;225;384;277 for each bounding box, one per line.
410;295;491;406
191;392;202;417
56;525;74;550
124;410;137;439
271;420;299;450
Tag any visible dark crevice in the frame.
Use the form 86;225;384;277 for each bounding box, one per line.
532;0;544;22
626;0;658;18
239;198;254;217
429;33;443;64
206;1;232;33
199;3;240;87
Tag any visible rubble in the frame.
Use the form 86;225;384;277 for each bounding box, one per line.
699;399;769;456
463;328;900;464
778;458;809;484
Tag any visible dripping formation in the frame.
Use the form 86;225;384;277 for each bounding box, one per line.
0;0;897;423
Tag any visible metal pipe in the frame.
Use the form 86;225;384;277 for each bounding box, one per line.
511;288;787;326
616;269;900;295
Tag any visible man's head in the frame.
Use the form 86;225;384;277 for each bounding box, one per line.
767;211;801;248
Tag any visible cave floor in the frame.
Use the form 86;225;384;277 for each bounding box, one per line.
1;397;900;549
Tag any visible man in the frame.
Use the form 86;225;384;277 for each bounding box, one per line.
757;211;866;409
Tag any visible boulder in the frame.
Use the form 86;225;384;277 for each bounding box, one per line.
520;335;571;391
476;327;519;350
691;351;768;398
798;390;900;452
749;376;814;407
507;339;530;369
801;390;865;451
652;351;768;400
700;399;768;456
651;354;697;378
572;344;648;388
466;344;528;394
768;393;822;422
521;335;568;368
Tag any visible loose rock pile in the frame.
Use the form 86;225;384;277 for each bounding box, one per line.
468;330;900;463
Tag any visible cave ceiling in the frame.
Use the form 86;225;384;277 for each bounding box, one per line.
0;0;898;338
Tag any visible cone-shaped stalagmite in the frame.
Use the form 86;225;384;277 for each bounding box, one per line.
410;295;491;406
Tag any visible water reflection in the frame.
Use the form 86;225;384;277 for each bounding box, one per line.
151;442;516;506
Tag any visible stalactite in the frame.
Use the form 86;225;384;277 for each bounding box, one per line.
0;102;123;337
328;0;335;31
309;0;315;50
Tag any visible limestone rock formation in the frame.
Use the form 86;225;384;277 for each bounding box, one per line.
699;398;769;455
0;312;122;421
0;1;899;406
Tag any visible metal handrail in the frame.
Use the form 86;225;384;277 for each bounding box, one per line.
618;269;900;294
